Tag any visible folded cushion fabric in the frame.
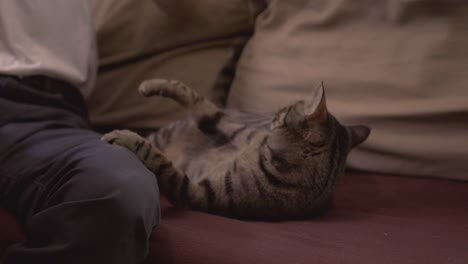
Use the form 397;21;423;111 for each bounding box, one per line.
227;0;468;180
88;0;263;129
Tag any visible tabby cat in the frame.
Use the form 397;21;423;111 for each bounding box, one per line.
102;79;370;220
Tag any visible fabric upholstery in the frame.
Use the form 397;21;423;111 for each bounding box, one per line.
4;172;467;263
227;0;468;180
147;172;468;264
0;210;23;257
87;0;262;129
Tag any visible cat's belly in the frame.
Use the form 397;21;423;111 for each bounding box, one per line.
164;143;238;180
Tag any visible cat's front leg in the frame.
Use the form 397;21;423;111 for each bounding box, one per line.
102;129;144;152
102;129;153;164
103;130;195;209
102;129;172;174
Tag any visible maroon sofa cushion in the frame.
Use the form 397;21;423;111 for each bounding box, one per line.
2;172;468;263
147;173;468;264
0;209;24;257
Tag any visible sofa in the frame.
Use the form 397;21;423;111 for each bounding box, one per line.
2;0;468;263
146;172;468;264
2;172;468;263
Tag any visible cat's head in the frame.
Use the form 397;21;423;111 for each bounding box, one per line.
266;85;369;212
270;84;370;155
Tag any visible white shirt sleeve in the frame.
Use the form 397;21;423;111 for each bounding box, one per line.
0;0;97;98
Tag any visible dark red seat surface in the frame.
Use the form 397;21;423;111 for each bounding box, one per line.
2;172;468;264
147;172;468;264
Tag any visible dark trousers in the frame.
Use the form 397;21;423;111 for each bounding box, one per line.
0;76;160;264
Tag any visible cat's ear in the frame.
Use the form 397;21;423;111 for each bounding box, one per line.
305;83;328;124
348;125;371;148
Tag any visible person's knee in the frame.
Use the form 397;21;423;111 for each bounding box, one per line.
99;147;160;225
108;164;160;227
58;142;161;227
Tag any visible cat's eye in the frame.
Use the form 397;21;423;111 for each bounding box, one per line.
308;140;327;149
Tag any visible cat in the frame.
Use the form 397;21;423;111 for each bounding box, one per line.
102;79;370;220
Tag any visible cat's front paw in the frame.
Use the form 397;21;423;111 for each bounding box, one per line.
101;129;142;150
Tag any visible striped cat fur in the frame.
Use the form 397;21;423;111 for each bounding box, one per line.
102;79;370;220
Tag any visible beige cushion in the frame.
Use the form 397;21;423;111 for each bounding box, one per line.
227;0;468;180
88;0;262;129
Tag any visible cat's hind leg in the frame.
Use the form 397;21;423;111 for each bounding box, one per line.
139;79;219;117
140;79;247;140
